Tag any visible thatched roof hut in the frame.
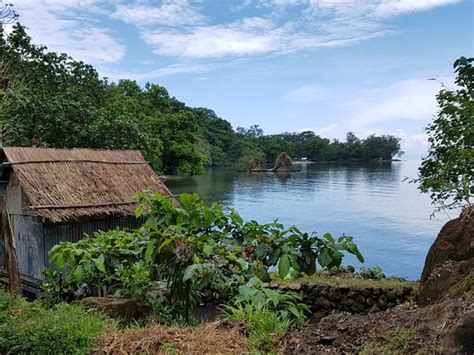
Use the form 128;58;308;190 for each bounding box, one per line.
0;147;172;291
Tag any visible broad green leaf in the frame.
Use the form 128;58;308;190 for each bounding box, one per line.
355;248;365;263
183;264;199;282
145;242;155;259
323;233;335;242
318;248;333;267
278;254;291;279
203;243;213;257
94;254;106;273
73;265;85;283
51;253;65;270
247;276;263;288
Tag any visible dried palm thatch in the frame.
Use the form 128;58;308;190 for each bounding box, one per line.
247;158;263;171
1;147;172;223
238;156;264;172
271;152;292;172
94;320;248;354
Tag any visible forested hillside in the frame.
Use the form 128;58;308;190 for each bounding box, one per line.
0;23;402;175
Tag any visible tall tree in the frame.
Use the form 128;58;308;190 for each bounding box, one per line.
417;56;474;213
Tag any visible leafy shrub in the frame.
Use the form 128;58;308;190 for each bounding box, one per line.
46;228;154;301
47;192;363;323
233;277;308;325
359;266;386;280
223;302;291;349
0;289;116;354
223;277;308;349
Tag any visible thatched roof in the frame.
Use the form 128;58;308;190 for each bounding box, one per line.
1;147;172;223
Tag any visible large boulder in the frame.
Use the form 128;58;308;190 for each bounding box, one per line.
419;208;474;305
418;208;474;354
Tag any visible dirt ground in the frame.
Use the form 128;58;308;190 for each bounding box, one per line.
280;293;473;354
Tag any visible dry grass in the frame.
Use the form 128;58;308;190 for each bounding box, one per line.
94;320;249;354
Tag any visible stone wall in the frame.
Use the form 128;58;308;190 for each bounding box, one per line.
270;280;418;315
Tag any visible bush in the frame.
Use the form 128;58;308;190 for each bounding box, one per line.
0;289;116;354
233;277;308;325
359;266;385;280
47;192;363;323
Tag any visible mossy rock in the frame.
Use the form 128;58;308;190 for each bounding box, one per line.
273;272;418;315
419;208;474;305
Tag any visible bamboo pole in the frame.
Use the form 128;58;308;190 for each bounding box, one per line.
9;159;147;165
28;201;136;210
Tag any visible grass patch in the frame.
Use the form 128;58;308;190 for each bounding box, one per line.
274;272;419;290
223;302;291;350
359;329;419;354
453;274;474;297
0;289;117;354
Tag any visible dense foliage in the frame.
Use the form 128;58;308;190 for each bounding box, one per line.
46;192;363;323
239;130;403;163
0;289;115;354
1;22;402;175
417;57;473;213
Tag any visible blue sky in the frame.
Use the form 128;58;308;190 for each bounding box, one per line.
10;0;474;157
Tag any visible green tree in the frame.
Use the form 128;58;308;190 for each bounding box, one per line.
152;110;206;175
1;23;109;147
418;56;474;213
0;23;206;175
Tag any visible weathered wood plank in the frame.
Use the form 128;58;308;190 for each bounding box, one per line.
1;205;21;294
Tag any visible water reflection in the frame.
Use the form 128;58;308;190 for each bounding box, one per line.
165;161;450;280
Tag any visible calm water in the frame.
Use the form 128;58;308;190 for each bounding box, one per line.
165;161;455;280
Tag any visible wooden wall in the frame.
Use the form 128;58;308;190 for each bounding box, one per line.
4;172;44;281
1;172;144;284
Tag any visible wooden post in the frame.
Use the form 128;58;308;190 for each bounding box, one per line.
1;205;21;295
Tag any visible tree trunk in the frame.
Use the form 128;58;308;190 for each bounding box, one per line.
1;205;21;295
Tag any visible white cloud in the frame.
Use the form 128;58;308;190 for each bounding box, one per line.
8;0;462;70
112;0;206;27
130;0;458;59
289;77;449;154
142;18;289;58
374;0;461;18
347;79;443;125
286;85;329;102
10;0;125;64
393;128;429;157
300;123;338;135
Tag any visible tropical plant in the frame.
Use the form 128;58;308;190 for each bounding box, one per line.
47;192;364;324
286;227;364;277
232;277;308;325
47;229;155;300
